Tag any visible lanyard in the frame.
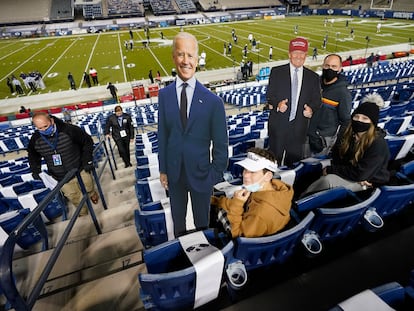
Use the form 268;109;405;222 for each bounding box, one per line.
40;128;59;153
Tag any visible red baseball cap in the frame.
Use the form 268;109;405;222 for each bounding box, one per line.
289;37;308;53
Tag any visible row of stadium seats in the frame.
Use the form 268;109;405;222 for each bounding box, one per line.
135;157;414;310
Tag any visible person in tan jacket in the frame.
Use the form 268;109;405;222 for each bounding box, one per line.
211;148;294;238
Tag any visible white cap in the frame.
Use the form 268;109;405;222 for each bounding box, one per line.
235;152;278;173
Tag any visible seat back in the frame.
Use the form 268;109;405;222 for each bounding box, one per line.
0;209;42;249
134;209;168;248
138;229;233;310
310;188;381;242
373;184;414;218
296;187;351;213
233;212;315;271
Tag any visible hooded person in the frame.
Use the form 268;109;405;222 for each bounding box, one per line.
211;148;294;238
302;93;390;197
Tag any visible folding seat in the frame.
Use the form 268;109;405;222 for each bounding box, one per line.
369;184;414;220
296;187;382;255
138;229;233;311
135;178;168;206
0;208;47;249
328;282;407;311
382;116;412;135
134;207;169;248
229;211;315;279
136;153;158;166
386;133;414;160
135;164;160;180
396;159;414;183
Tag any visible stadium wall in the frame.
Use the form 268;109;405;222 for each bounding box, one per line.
302;7;414;20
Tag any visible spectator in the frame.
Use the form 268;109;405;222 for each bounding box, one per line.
302;94;390;196
19;106;27;113
104;105;134;168
157;32;228;237
211;148;293;238
28;112;99;216
308;54;352;156
266;37;321;167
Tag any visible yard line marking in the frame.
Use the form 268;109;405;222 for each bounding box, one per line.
118;33;127;82
0;39;60;83
81;33;101;88
43;38;80;85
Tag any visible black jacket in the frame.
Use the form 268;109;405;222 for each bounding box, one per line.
327;128;390;185
308;75;352;151
28;117;94;181
104;113;135;141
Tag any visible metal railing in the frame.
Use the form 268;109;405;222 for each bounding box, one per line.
0;138;116;310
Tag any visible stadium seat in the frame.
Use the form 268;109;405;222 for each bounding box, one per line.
138;229;233;311
328;282;407;311
396;160;414;183
296;188;382;255
134;208;168;248
370;184;414;220
0;209;47;250
135;178;168;206
230;211;315;274
386;134;414;161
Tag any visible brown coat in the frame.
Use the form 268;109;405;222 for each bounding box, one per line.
211;179;294;238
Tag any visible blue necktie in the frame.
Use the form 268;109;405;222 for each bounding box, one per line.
289;68;299;122
118;117;123;127
180;83;188;128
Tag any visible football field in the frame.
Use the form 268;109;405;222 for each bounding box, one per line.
0;15;413;99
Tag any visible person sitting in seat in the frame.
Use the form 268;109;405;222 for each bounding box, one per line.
211;148;294;238
302;93;390;197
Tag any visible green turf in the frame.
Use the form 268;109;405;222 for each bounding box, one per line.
0;15;413;99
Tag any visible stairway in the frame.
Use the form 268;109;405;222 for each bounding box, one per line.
7;149;147;311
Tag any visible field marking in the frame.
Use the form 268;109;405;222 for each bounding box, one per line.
118;33;127;82
80;34;101;88
42;37;82;85
0;39;61;82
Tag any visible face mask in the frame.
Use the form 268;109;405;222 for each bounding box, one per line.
351;120;371;133
243;175;264;193
39;124;55;136
322;68;339;82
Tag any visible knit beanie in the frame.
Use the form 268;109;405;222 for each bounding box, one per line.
352;102;379;126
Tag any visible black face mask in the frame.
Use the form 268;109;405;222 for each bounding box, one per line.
322;68;339;82
351;120;371;133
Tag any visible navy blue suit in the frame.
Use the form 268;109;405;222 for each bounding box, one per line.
158;80;228;236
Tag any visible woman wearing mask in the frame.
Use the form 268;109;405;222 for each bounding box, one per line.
303;93;390;196
211;148;293;238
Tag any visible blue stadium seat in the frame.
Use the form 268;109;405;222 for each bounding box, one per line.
386;133;414;160
0;209;46;250
370;184;414;220
231;211;315;273
138;229;233;311
297;188;381;254
396;159;414;183
134;208;168;248
135;165;160;180
135;178;168;206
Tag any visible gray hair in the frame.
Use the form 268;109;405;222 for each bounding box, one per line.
172;32;199;56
